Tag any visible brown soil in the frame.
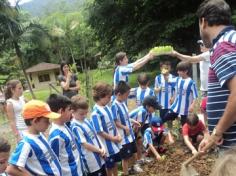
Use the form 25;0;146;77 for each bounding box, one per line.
137;142;216;176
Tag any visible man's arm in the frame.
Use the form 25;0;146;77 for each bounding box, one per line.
171;51;205;63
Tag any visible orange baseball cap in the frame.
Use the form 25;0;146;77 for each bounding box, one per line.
23;100;60;119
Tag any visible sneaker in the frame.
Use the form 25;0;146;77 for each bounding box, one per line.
143;157;153;163
133;164;143;173
136;159;145;165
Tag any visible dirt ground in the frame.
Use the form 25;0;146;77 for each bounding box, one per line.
137;142;216;176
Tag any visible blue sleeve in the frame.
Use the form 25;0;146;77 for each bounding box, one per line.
50;138;60;158
9;141;31;167
191;81;198;99
144;132;153;145
111;104;118;121
91;113;103;133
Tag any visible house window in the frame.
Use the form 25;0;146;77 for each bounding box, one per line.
38;74;50;82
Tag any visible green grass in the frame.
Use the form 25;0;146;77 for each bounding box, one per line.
24;86;62;101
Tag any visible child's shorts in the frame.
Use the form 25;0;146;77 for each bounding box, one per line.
141;124;150;136
120;141;137;159
87;164;107;176
190;132;204;144
105;152;121;169
163;111;187;126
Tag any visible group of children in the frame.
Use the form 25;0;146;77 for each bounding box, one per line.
0;51;211;176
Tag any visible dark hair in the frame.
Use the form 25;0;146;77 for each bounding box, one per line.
60;61;69;75
4;80;21;100
186;113;199;126
47;94;71;112
114;81;131;95
160;61;171;67
0;137;11;153
176;61;191;75
71;95;89;110
115;52;126;66
93;82;112;102
137;73;150;86
24;117;44;126
196;0;231;26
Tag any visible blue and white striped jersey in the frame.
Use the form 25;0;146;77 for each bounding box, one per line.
91;104;120;156
71;118;105;173
9;133;62;176
129;106;152;124
48;123;83;176
208;26;236;148
170;77;198;115
133;87;155;107
111;99;135;145
143;128;153;148
155;74;175;109
113;64;134;88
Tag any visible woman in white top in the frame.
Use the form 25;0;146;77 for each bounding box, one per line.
5;80;27;142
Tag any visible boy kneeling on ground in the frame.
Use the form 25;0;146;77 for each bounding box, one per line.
143;116;172;160
182;113;208;155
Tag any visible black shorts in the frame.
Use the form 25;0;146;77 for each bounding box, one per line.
163;111;187;126
87;165;107;176
160;109;169;120
105;152;121;169
190;132;203;144
141;124;150;136
120;141;137;159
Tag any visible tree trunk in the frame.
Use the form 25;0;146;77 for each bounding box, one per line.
14;42;36;99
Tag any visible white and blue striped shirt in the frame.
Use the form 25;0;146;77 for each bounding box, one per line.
170;77;198;115
133;87;155;107
129;106;152;124
9;133;62;176
91;104;120;156
113;64;134;88
111;99;135;145
155;74;175;109
71;118;105;173
48;123;83;176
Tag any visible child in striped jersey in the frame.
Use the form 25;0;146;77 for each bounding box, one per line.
70;95;107;176
91;82;122;176
113;52;154;89
112;81;141;175
7;100;62;176
0;138;10;176
130;73;155;107
164;61;198;126
47;94;84;176
154;61;175;120
129;96;163;162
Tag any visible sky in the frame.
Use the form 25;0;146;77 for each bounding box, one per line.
8;0;32;6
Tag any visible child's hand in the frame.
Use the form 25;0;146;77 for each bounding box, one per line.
132;120;141;128
188;105;194;113
124;126;130;136
156;155;162;161
113;135;122;143
99;148;106;158
192;149;198;155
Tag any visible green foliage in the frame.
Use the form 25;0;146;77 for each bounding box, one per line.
87;0;236;58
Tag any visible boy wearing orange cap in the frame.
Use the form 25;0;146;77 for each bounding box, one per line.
6;100;62;176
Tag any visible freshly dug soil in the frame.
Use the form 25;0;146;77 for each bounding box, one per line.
137;142;216;176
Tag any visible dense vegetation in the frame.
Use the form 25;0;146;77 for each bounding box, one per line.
1;0;236;92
